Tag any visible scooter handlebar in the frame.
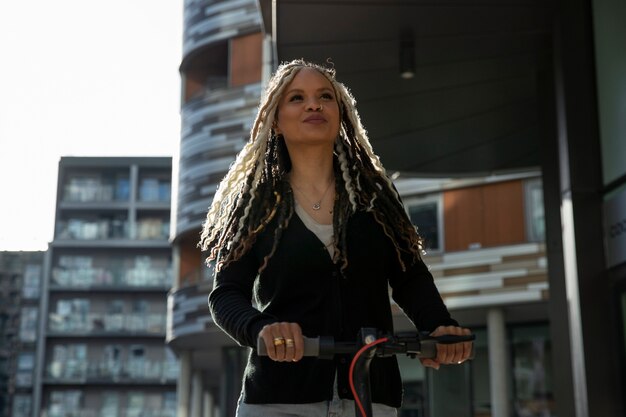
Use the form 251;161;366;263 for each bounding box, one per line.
256;333;473;359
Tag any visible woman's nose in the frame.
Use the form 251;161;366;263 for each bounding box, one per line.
305;98;322;111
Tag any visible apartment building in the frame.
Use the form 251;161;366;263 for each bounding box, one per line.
34;157;177;417
0;251;45;417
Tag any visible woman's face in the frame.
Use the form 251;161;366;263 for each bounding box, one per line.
274;68;340;148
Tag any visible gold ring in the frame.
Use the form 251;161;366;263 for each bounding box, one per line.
285;339;295;347
273;337;285;346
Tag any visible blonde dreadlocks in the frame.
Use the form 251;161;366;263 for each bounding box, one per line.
199;59;423;273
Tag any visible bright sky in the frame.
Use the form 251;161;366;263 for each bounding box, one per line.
0;1;183;250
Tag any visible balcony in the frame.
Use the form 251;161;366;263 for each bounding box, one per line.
424;242;549;309
51;266;172;290
46;359;179;384
182;0;261;56
56;218;129;240
46;409;176;417
63;179;129;204
53;217;171;248
166;281;234;350
48;313;166;336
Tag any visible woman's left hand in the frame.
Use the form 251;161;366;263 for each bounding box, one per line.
420;325;473;370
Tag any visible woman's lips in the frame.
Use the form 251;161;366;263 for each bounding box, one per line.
303;115;326;124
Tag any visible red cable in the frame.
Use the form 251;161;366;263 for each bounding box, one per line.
348;337;389;417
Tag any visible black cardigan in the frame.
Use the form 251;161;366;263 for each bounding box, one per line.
208;209;457;407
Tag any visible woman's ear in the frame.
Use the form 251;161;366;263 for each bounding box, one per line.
272;121;281;136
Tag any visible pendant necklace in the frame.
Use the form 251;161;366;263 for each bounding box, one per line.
292;179;334;211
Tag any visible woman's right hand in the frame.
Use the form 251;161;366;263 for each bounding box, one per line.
259;322;304;362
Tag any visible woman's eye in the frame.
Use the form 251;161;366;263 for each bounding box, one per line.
321;93;334;100
289;94;303;102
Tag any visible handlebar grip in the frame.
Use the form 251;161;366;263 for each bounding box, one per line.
415;340;438;358
257;336;320;356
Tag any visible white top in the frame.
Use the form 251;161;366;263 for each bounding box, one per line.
294;201;335;259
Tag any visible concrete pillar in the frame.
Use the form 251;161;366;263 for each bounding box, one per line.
177;350;191;417
487;308;510;417
190;371;203;417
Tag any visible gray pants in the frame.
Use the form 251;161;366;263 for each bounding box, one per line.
236;396;398;417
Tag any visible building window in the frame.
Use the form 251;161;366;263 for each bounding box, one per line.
128;345;146;378
50;299;90;332
138;169;171;202
470;329;491;416
163;392;177;416
49;344;87;380
127;392;145;417
524;179;545;242
16;353;35;387
19;307;38;342
397;354;428;416
48;391;83;417
510;324;554;417
405;195;443;252
101;392;120;417
22;264;41;298
12;394;32;417
63;170;129;202
56;215;129;240
621;291;626;387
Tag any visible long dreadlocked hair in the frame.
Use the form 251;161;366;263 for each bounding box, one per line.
199;59;424;273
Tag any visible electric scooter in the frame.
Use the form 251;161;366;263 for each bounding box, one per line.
258;328;475;417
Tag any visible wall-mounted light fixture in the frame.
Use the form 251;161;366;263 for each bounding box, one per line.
399;29;415;79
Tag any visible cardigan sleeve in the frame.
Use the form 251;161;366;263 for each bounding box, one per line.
208;249;278;348
389;258;458;333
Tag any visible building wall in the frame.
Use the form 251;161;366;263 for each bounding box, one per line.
443;180;525;251
0;251;45;417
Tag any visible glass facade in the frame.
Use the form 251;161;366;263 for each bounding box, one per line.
524;179;546;243
510;325;554;416
406;196;442;252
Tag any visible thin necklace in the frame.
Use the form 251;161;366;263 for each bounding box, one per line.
291;179;334;211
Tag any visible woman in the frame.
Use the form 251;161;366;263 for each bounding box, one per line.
202;59;472;416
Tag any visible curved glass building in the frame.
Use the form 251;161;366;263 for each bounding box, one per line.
167;1;264;416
